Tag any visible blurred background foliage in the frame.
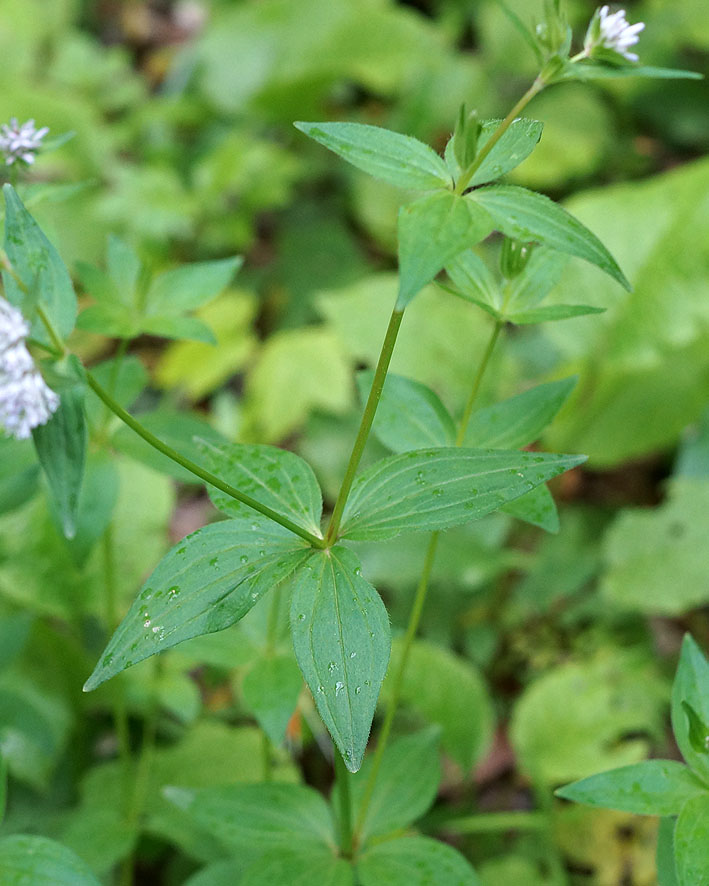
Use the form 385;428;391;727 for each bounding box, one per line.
0;0;707;883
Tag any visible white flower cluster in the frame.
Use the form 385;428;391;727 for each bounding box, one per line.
584;6;645;62
0;298;59;439
0;118;49;166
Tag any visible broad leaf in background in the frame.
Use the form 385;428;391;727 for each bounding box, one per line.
61;455;119;567
357;371;455;452
469;184;630;290
295;122;451;190
241;654;302;745
2;184;77;342
397;191;493;308
200;441;323;538
241;848;354;886
657;817;680;886
165;783;336;857
340;448;584;541
464;377;576;449
0;835;101;886
32;365;87;539
341;727;441;844
84;516;311;690
511;651;666;784
600;479;709;615
357;835;480;886
0;437;39;516
674;794;709;885
671;635;709;786
381;639;494;771
556;760;707;815
290;546;390;772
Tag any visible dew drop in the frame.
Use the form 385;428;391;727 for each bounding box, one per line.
355;686;361;695
297;613;305;621
143;618;151;628
335;681;345;697
349;651;357;659
168;586;180;596
240;554;249;564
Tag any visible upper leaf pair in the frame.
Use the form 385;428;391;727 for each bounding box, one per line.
295;120;630;308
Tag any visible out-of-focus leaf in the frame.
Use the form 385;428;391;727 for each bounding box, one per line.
241;654;302;745
146;257;242;315
657;817;679;886
241;848;353;886
674;794;709;885
0;437;39;515
357;835;480;885
671;635;709;786
0;835;101;886
500;483;559;533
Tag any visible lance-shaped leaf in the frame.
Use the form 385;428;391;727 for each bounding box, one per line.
84;516;311;691
568;64;703;82
556;760;707;816
145;257;242;315
32;371;88;539
674;794;709;885
294;121;451;191
468;184;630;290
501;482;559;533
241;654;303;745
504;248;568;313
357;371;455;453
340;448;584;541
507;304;605;324
464;377;577;449
397;191;494;309
200;442;323;538
444;250;501;313
2;184;77;342
358;836;481;886
0;835;101;886
470;118;544;187
290;547;390;772
671;634;709;786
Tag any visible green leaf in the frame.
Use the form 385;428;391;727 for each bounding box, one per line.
0;436;39;516
357;835;480;886
674;794;709;885
657;818;680;886
444;250;501;313
0;751;5;826
600;480;709;615
672;635;709;785
357;371;455;453
556;760;707;815
468;184;630;290
241;654;302;745
294;121;451;191
344;727;441;843
290;546;390;772
107;235;141;299
382;639;494;771
139;314;217;344
146;256;242;315
464;378;577;449
0;835;101;886
112;409;227;484
468;118;544;187
241;848;354;886
164;782;336;855
500;483;559;533
2;184;77;341
340;448;584;541
569;63;703;81
507;303;606;324
83;516;311;691
84;355;147;433
683;701;709;756
61;455;119;567
32;370;87;539
397;191;494;308
200;441;323;537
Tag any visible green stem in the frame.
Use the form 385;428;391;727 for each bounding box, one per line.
335;750;353;859
325;308;404;545
85;371;326;549
454;77;545;196
261;731;273;782
353;318;502;841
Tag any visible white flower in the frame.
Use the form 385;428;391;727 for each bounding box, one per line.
0;118;50;166
584;6;645;62
0;298;59;439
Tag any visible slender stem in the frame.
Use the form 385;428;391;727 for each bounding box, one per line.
334;750;353;859
85;371;326;549
35;304;67;355
455;321;502;446
454;77;545;196
325;308;404;545
261;731;273;782
354;317;502;841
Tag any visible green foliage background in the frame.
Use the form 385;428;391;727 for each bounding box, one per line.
0;0;707;883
